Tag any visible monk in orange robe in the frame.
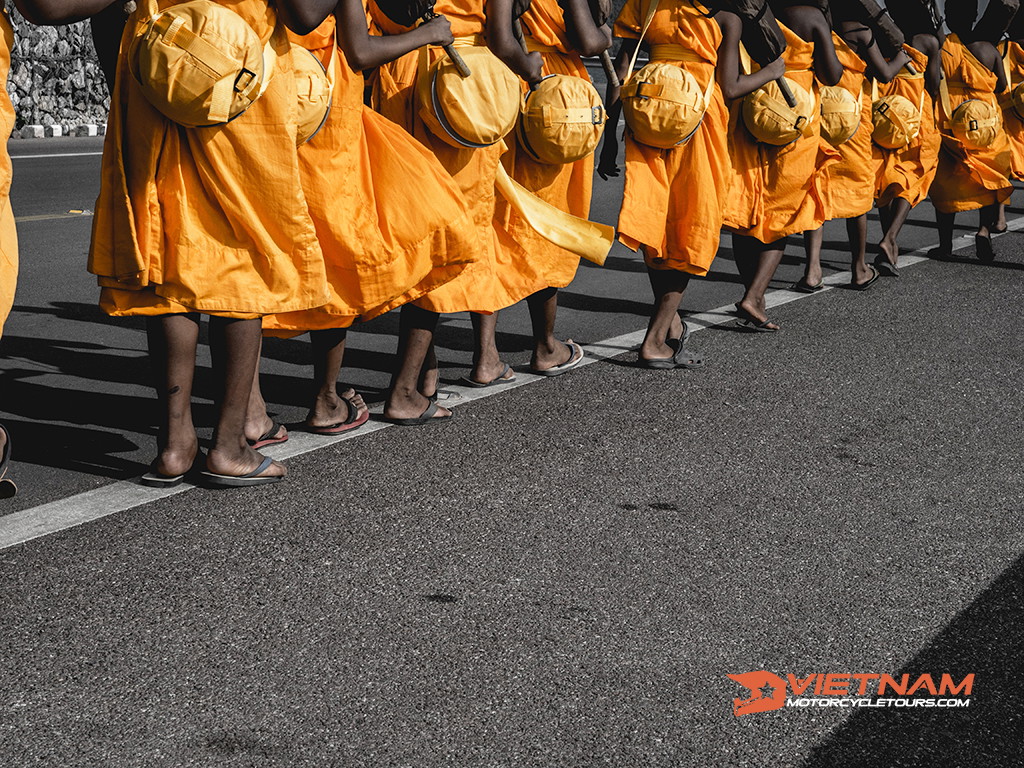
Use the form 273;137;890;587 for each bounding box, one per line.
253;6;477;434
494;0;609;375
90;0;332;486
998;14;1024;229
373;0;584;416
724;4;841;331
600;0;783;363
929;27;1013;262
799;17;910;292
2;0;129;494
873;39;942;275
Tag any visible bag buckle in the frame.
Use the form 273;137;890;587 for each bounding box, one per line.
234;68;256;94
592;105;605;125
794;115;807;130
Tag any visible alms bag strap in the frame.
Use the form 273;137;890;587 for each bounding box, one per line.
626;0;660;77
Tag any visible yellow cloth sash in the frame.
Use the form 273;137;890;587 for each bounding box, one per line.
648;44;703;63
495;163;614;265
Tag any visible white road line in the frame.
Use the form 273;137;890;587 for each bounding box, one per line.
0;221;1016;551
10;152;104;160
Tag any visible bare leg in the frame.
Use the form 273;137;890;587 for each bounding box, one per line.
848;215;872;285
735;234;784;330
417;344;440;398
468;311;511;384
245;336;287;445
996;202;1007;233
878;198;912;268
802;227;824;287
732;231;757;286
640;266;690;361
976;203;998;262
147;313;200;477
385;305;450;421
206;317;285;479
878;203;893;235
301;328;366;428
525;287;574;371
935;210;955;258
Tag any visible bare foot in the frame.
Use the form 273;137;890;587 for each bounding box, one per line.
466;361;515;386
737;298;780;331
877;237;899;267
306;387;367;429
245;413;287;446
384;389;451;421
206;444;286;480
531;339;574;372
151;433;200;478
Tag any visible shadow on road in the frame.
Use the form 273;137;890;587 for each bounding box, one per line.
802;554;1024;767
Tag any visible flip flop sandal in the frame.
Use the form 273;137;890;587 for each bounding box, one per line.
460;363;517;388
140;469;187;488
428;389;465;405
734;306;780;333
850;265;880;291
529;340;585;377
306;396;370;435
873;256;900;277
382;400;453;427
201;456;284;488
247;420;288;449
141;453;204;489
792;277;826;293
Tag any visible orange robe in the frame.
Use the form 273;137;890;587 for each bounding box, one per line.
873;45;941;208
1000;40;1024;180
822;32;873;220
496;0;592;287
724;23;837;243
0;7;16;340
613;0;729;275
89;0;328;319
264;18;475;334
371;0;546;314
929;34;1013;214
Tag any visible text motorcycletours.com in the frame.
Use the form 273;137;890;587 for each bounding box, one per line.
727;671;974;717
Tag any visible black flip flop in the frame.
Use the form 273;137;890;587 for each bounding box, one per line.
382;400;453;427
793;277;825;293
850;266;880;291
873;257;900;277
734;306;780;333
140;451;204;489
201;456;284;488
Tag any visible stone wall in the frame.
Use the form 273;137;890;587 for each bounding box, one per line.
6;10;109;131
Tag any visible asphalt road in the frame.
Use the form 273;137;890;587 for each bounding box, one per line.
1;84;1022;764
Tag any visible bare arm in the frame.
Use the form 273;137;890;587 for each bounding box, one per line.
14;0;117;26
778;6;842;86
276;0;337;36
838;20;909;83
596;37;635;180
335;0;452;70
968;40;1008;92
486;0;543;84
560;0;611;57
912;33;941;97
715;10;785;100
89;0;124;90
